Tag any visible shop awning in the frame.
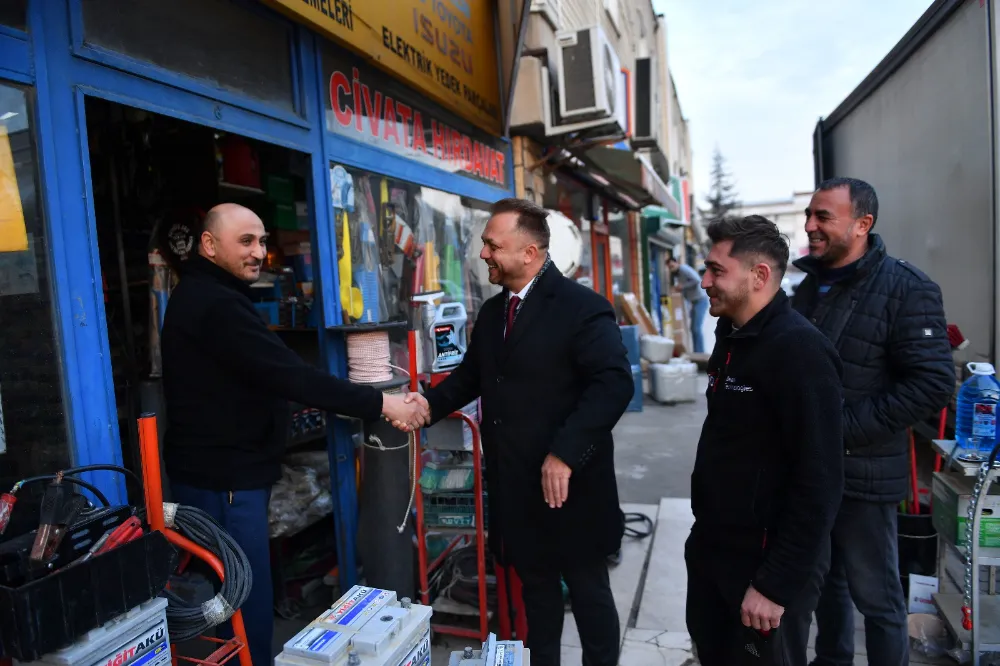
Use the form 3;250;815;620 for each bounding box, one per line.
582;147;682;214
643;214;685;249
643;204;686;225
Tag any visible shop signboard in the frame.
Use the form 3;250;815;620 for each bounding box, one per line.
323;51;509;189
263;0;501;135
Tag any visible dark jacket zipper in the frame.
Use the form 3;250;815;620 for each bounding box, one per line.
712;348;733;393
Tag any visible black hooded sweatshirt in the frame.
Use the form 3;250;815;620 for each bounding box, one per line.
689;290;844;608
161;255;383;491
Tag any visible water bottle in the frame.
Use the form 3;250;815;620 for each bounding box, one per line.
956;362;1000;460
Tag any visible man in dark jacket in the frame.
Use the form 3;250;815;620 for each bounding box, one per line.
161;203;426;666
687;215;844;666
409;198;633;666
788;178;954;666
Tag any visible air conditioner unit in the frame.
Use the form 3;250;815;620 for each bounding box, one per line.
555;26;621;122
632;56;658;149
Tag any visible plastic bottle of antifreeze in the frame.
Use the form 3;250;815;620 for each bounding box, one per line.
956;362;1000;457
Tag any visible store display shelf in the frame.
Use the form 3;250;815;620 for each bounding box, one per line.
933;440;989;477
934;593;1000;651
945;539;1000;567
268;325;317;332
217;180;265;195
327;320;409;334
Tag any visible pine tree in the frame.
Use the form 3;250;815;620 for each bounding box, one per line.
699;148;739;226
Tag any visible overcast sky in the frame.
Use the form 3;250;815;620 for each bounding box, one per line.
653;0;934;205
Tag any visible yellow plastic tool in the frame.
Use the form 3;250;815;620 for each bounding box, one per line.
339;211;364;320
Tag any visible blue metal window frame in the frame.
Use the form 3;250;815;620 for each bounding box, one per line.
27;0;513;592
66;0;309;129
0;25;31;84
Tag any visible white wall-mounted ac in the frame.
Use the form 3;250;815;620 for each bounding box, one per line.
544;25;627;137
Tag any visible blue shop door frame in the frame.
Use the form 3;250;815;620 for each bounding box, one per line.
27;0;515;591
27;1;352;529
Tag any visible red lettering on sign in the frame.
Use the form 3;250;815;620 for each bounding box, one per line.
331;71;352;128
472;142;483;177
413;111;428;154
432;121;446;160
396;102;413;148
352;69;363;132
383;98;400;145
361;85;382;138
327;68;506;187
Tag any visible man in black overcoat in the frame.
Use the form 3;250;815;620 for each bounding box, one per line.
410;198;634;666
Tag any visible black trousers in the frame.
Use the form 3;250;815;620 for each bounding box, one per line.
514;558;619;666
685;535;828;666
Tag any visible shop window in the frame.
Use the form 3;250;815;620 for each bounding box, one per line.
81;0;296;114
0;0;26;31
330;164;495;331
0;84;71;490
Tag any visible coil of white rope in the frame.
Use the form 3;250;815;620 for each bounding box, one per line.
346;330;397;383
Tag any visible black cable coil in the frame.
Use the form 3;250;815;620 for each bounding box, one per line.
428;544;498;610
157;504;254;643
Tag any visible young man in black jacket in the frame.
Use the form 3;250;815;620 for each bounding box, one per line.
687;215;844;666
788;178;954;666
161;203;426;666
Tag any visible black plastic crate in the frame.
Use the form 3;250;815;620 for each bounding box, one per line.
0;530;178;661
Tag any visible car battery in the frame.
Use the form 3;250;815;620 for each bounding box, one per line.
448;634;529;666
13;597;170;666
275;586;432;666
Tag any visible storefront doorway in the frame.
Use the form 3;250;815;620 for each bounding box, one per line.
81;96;353;616
81;97;322;491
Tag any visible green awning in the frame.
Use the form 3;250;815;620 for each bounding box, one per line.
643;203;688;227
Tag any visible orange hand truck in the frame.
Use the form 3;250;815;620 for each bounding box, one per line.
407;332;489;642
137;414;253;666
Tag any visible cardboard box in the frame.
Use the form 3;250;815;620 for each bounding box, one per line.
931;471;1000;548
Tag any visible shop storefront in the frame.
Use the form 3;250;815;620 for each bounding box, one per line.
0;0;515;588
641;177;691;336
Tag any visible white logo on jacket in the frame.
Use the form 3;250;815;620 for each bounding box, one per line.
725;376;754;393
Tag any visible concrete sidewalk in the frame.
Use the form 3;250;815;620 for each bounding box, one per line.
625;497;950;666
428;502;660;663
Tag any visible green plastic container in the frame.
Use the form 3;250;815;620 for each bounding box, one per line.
423;492;488;528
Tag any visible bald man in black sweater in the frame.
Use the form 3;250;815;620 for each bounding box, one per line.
161;203;426;666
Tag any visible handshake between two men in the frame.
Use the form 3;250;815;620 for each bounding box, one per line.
380;392;432;432
379;391;573;510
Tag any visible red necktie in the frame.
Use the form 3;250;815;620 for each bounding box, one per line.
505;296;520;340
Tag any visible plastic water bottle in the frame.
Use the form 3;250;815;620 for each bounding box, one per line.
956;362;1000;460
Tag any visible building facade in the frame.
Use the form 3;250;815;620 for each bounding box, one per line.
0;0;525;588
508;0;687;306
